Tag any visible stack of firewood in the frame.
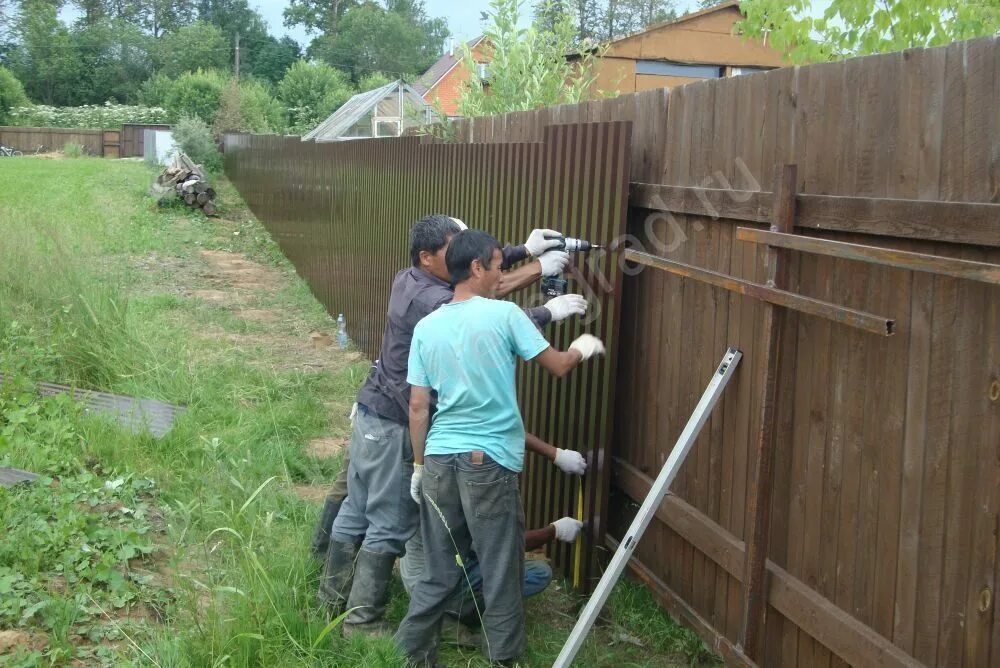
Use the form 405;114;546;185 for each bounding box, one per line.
151;153;218;216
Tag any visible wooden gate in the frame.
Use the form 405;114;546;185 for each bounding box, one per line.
102;129;120;158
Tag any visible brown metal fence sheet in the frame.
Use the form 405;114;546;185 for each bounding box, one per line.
224;123;632;590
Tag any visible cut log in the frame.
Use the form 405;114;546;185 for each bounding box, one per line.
196;192;210;205
194;182;208;194
201;201;217;216
184;193;196;205
205;187;216;199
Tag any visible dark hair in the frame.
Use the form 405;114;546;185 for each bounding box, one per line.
446;229;501;284
410;214;463;267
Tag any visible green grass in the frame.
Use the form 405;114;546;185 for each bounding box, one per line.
0;156;716;667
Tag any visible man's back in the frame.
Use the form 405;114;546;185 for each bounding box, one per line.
407;296;548;472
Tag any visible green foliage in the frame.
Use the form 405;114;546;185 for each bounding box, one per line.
62;142;84;158
244;35;302;84
137;72;174;108
457;0;606;118
171;114;221;171
308;1;449;80
357;71;392;93
163;69;226;124
532;0;677;42
8;102;169;129
0;64;28;124
155;20;230;78
277;59;354;134
8;0;81;105
213;79;284;134
738;0;1000;64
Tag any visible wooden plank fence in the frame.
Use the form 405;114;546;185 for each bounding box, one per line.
225;36;1000;667
0;126;105;155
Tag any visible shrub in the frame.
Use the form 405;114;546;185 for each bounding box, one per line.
171;115;221;172
277;60;354;134
0;65;29;125
7;102;168;129
62;142;84;158
163;69;226;125
137;73;174;108
213;79;284;135
154;21;230;79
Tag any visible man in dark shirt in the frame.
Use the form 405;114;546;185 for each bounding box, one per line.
318;215;588;636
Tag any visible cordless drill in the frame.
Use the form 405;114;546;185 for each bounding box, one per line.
540;233;602;298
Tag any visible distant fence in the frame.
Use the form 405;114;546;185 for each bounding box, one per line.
225;36;999;668
0;123;171;156
0;126;105;155
224;124;632;590
122;123;171;158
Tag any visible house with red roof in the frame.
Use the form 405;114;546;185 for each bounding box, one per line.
412;36;491;118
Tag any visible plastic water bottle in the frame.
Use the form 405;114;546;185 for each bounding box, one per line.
336;314;349;349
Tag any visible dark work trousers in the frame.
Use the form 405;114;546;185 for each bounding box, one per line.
395;452;526;665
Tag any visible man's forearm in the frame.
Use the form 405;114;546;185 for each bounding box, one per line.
525;525;556;551
525;432;557;461
496;260;542;298
409;409;429;464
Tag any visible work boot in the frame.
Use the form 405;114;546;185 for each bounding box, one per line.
341;549;397;636
310;497;343;560
318;539;358;616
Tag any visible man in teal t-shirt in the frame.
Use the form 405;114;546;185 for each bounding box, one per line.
394;230;606;667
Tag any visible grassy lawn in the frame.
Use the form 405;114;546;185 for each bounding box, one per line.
0;156;715;667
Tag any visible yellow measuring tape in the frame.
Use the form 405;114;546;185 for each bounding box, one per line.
573;482;584;589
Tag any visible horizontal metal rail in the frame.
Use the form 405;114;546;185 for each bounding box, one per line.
623;249;895;336
736;227;1000;285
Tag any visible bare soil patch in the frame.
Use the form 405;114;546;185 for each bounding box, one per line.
0;630;47;654
292;484;328;504
307;437;347;459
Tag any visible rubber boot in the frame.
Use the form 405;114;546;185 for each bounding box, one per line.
310;497;343;560
317;539;358;617
342;549;397;637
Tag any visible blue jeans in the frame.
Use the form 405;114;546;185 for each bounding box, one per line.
462;555;553;599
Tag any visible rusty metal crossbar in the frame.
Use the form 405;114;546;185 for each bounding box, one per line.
736;227;1000;286
622;249;895;336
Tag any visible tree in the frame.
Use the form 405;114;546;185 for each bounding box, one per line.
283;0;358;36
242;34;300;84
277;59;354;133
310;1;448;80
457;0;604;117
72;18;154;103
9;0;82;105
739;0;1000;64
0;64;28;123
533;0;677;43
155;21;229;77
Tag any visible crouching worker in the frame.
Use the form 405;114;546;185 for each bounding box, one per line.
399;515;583;646
395;229;606;667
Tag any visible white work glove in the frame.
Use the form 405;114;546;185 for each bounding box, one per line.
544;294;588;322
524;228;562;257
554;448;587;475
569;334;605;360
538;250;570;277
551;517;584;543
349;402;358;425
410;464;424;504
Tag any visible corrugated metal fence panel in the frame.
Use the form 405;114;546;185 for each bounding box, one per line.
225;125;632;589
